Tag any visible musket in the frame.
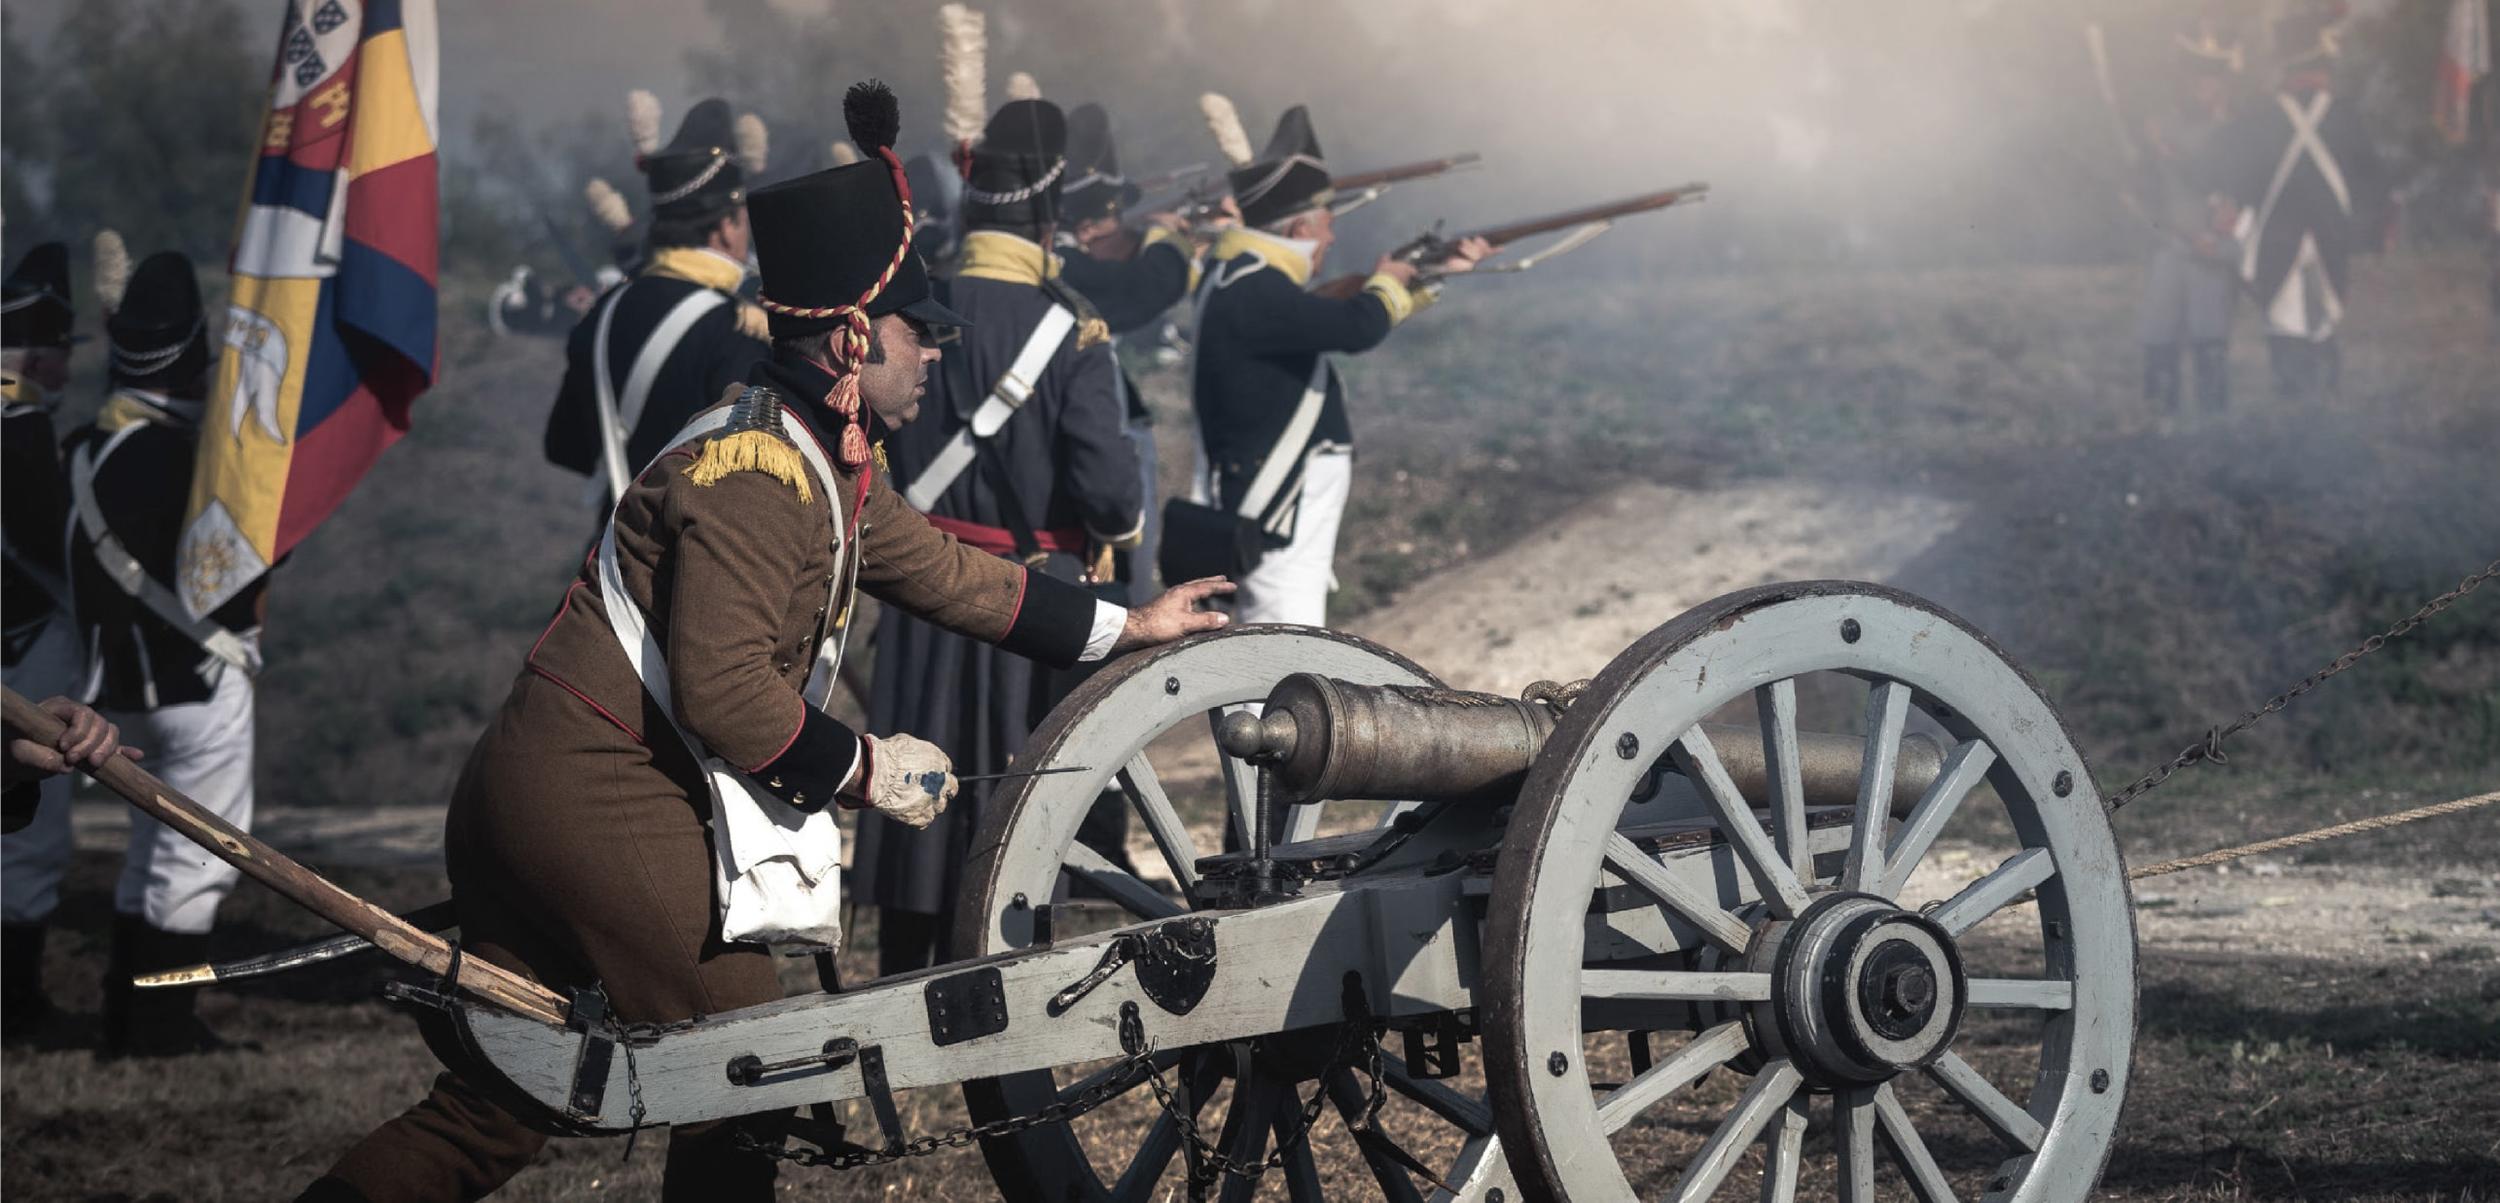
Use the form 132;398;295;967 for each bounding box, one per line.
536;201;603;290
0;687;571;1027
1129;161;1213;195
1325;151;1481;216
1310;182;1710;299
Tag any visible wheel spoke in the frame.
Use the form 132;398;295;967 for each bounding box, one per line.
1834;1086;1879;1203
1604;834;1756;954
1597;1019;1749;1135
1327;1068;1428;1203
1924;1050;2046;1153
1064;842;1185;920
1110;1109;1185;1202
1380;1052;1494;1137
1214;1072;1281;1203
1669;728;1812;919
1756;679;1812;882
1874;1082;1959;1203
1759;1096;1807;1203
1965;977;2075;1011
1876;739;1998;899
1842;680;1912;893
1119;756;1201;893
1582;968;1772;1004
1274;1092;1327;1203
1929;846;2055;936
1668;1062;1802;1202
1210;707;1259;851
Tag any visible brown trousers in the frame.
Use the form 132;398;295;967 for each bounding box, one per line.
307;675;788;1201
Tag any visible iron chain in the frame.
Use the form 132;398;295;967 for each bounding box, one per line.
2105;557;2500;810
1139;1016;1387;1192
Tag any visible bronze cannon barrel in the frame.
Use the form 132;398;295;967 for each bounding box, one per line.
1218;674;1945;811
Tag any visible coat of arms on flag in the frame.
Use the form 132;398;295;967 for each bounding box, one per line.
178;0;440;619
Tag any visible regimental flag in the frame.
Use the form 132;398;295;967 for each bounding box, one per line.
178;0;439;619
2435;0;2492;145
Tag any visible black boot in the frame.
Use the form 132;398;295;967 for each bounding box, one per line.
2191;340;2229;412
99;914;146;1056
104;918;247;1057
2143;343;2183;412
2;921;56;1043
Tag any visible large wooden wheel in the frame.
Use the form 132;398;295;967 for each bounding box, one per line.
955;625;1507;1201
1481;582;2135;1202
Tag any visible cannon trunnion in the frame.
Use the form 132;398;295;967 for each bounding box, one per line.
458;582;2133;1203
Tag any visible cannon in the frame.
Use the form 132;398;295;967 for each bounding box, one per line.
262;582;2148;1200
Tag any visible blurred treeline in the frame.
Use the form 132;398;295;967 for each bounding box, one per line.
5;0;2496;289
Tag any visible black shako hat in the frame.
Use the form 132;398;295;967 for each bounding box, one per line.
1229;105;1331;229
749;83;966;340
642;97;746;223
2;242;74;349
962;98;1067;230
106;251;210;388
1062;104;1140;223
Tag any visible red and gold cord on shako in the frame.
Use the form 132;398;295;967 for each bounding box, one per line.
758;144;918;479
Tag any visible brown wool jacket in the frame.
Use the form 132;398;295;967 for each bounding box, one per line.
524;363;1101;809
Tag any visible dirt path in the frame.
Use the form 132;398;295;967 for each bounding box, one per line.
1349;479;1966;692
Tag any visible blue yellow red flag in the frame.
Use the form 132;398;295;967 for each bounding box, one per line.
178;0;439;618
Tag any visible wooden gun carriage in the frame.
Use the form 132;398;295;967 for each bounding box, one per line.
26;580;2136;1202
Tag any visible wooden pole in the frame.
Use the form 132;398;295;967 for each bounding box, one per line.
3;687;568;1027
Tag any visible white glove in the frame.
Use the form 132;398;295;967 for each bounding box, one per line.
857;733;954;828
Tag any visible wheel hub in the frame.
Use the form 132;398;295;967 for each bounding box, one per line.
1754;892;1966;1087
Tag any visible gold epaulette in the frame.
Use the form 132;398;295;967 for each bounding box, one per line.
683;387;813;504
732;300;770;342
1076;316;1110;351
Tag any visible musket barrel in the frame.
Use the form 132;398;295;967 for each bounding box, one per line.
1328;152;1482;194
1465;182;1709;249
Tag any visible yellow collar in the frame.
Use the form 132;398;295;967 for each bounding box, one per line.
956;231;1059;286
643;246;749;294
1210;227;1314;286
97;388;196;433
0;370;45;411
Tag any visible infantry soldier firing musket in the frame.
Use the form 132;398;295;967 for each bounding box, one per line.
1170;96;1494;630
1308;182;1709;299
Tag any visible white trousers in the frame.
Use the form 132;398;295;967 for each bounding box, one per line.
1;634;256;933
1234;450;1352;628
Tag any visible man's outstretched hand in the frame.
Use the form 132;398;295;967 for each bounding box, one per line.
1114;577;1236;653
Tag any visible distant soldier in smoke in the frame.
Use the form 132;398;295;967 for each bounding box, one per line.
2135;18;2246;413
51;245;263;1057
858;39;1147;974
1;241;85;1043
2211;2;2388;404
1053;101;1237;607
1184;97;1487;627
544;93;772;512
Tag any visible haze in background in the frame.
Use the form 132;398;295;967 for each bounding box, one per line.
8;0;2471;282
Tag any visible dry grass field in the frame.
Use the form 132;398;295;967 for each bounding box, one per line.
5;251;2496;1200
